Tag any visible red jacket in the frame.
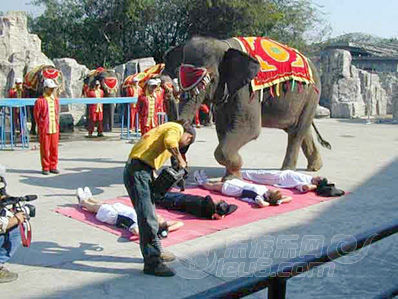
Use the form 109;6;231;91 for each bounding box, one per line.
9;87;24;98
137;94;158;128
86;88;104;115
34;96;60;135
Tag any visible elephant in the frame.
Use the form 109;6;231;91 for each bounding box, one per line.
163;36;330;179
23;65;64;135
83;67;119;132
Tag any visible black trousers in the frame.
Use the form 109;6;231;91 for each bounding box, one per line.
123;159;162;266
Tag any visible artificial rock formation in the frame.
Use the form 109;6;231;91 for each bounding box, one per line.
53;58;89;125
114;57;156;88
0;11;53;96
319;49;391;118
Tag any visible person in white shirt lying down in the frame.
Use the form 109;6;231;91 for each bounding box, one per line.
76;187;183;237
241;169;325;193
194;171;292;208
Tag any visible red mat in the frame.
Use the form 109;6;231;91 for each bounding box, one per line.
55;187;336;247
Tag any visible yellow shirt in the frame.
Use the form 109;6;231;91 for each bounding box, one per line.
95;89;103;112
146;94;156;127
128;122;183;170
44;94;57;134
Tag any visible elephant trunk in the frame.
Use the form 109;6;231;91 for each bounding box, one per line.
179;91;206;123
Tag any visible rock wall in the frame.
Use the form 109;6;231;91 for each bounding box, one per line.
319;49;396;118
0;11;53;96
114;57;156;89
378;72;398;115
53;58;89;125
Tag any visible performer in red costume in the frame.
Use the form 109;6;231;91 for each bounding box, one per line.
87;81;105;137
8;78;24;133
194;104;210;128
137;79;160;135
34;79;60;175
126;77;143;131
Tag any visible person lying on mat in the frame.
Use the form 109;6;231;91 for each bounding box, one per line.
76;187;183;237
241;169;324;192
194;171;292;208
154;192;237;220
241;169;345;196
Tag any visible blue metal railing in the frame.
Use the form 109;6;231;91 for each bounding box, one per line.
0;97;137;149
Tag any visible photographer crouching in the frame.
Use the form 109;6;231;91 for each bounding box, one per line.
124;121;195;277
0;165;36;283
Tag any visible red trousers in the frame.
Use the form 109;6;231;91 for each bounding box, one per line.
39;132;59;171
130;104;138;130
195;104;210;126
88;111;103;134
140;123;154;136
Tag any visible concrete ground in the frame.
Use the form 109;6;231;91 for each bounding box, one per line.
0;118;397;298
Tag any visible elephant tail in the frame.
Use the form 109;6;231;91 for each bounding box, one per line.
312;122;331;150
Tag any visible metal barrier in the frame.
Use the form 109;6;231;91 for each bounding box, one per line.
185;221;398;299
0;97;137;149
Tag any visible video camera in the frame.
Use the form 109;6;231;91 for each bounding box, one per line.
0;174;37;247
152;166;188;196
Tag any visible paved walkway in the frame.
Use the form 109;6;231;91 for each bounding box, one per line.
1;119;397;298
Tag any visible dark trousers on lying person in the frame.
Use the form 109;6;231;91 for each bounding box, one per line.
123;159;162;266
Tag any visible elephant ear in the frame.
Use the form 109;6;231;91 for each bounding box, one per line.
163;45;184;78
219;49;260;96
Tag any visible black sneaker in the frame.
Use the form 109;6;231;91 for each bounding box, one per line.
143;263;175;277
42;170;49;175
0;267;18;283
50;169;60;174
97;133;104;137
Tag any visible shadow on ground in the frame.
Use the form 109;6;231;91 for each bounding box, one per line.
12;241;142;275
17;158;396;298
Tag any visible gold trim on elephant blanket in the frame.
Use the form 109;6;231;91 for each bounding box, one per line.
233;37;314;93
122;64;165;89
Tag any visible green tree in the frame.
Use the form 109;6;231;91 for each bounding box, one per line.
29;0;330;67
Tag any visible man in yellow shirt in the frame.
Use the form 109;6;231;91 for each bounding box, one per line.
123;121;195;277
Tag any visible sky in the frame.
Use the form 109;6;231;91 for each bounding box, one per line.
1;0;397;38
313;0;398;38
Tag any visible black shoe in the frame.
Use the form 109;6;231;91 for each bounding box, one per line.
50;169;60;174
143;263;175;277
42;170;49;175
97;133;104;137
0;267;18;283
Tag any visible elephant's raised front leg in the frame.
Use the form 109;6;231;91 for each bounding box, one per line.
214;90;261;180
301;129;323;171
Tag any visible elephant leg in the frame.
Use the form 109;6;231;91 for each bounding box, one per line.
281;131;304;171
301;130;323;171
214;91;261;179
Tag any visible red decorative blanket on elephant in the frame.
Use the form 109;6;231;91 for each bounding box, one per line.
123;64;165;89
233;37;314;93
24;65;64;92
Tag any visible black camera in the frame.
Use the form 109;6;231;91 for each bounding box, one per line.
152;167;188;196
0;175;37;247
0;175;37;218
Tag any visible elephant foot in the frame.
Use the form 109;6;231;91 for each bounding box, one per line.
281;164;297;171
306;161;323;172
222;169;242;181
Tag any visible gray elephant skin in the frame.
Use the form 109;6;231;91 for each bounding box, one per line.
164;37;330;178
